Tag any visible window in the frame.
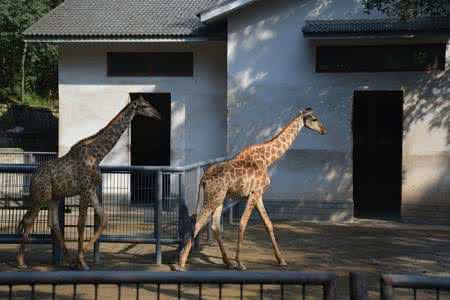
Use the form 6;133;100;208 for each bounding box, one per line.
107;52;193;77
316;44;446;72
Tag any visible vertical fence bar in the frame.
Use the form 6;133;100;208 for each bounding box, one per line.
323;276;336;300
380;278;394;300
194;167;201;251
177;173;187;254
350;272;368;300
155;171;162;265
93;184;102;264
52;198;65;265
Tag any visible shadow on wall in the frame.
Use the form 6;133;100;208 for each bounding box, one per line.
402;69;450;224
404;69;450;146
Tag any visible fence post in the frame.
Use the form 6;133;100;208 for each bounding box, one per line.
380;276;394;300
350;272;368;300
93;184;102;264
323;275;336;300
228;203;234;225
194;166;201;251
155;171;162;265
51;198;65;265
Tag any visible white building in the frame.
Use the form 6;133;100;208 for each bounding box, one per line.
24;0;450;224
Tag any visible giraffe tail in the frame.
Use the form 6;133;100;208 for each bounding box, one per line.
187;180;204;239
16;212;29;235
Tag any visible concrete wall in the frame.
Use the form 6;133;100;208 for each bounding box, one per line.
58;42;227;166
227;0;449;223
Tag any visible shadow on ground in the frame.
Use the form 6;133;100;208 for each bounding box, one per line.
1;220;449;299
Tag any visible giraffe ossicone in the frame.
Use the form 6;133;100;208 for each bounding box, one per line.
16;96;161;271
172;107;327;272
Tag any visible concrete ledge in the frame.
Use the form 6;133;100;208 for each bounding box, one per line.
402;204;450;226
235;200;354;222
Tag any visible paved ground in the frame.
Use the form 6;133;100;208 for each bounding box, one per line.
1;219;449;299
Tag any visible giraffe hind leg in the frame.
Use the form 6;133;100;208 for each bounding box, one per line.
211;204;236;269
16;205;41;269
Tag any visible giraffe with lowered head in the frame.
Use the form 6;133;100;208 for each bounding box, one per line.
16;96;161;270
172;108;327;271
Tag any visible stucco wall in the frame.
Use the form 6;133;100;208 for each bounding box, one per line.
227;0;449;222
58;42;227;166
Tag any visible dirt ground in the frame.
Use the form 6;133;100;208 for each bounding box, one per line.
1;219;449;299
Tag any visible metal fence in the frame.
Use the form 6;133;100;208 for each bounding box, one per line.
0;151;57;164
381;274;450;300
0;271;337;300
0;156;233;265
2;270;450;299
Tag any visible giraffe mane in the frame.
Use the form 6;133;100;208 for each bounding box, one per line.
71;102;132;148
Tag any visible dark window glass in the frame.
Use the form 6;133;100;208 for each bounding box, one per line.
107;52;193;77
316;44;446;72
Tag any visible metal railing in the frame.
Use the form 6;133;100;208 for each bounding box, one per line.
0;271;337;300
0;151;57;164
0;156;233;265
381;274;450;300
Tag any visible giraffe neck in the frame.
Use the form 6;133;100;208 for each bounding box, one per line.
79;102;137;163
263;112;304;166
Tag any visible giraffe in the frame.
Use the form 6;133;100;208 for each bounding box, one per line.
16;96;161;271
172;108;327;271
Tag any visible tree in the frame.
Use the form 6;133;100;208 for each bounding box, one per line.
0;0;63;106
362;0;449;20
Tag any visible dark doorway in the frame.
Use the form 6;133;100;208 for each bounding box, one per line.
130;93;171;166
353;91;403;219
130;93;170;205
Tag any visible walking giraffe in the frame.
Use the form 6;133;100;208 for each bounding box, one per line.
16;96;161;270
172;108;327;271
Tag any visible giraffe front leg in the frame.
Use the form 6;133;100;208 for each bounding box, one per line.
235;194;257;271
83;190;107;255
76;198;89;271
255;198;287;267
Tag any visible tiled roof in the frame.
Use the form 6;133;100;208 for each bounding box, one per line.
302;17;450;36
24;0;224;39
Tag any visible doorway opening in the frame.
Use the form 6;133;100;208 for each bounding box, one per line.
130;93;171;166
130;93;171;205
353;91;403;220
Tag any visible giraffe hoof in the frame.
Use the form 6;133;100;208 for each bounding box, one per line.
225;261;238;270
236;263;247;271
79;264;90;271
17;264;30;270
170;264;187;272
278;261;288;267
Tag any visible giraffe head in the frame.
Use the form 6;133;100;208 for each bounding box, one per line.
302;108;327;135
133;96;162;119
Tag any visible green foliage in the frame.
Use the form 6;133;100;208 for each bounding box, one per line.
0;0;62;108
362;0;449;20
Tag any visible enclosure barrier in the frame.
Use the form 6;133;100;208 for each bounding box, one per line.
0;271;337;300
0;156;234;265
0;151;57;164
381;274;450;300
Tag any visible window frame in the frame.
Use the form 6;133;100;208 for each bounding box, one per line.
107;52;194;77
316;44;446;73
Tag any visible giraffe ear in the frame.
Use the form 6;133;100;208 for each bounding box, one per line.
305;107;312;112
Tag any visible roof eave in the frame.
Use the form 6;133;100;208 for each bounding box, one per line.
302;31;450;40
199;0;260;24
23;35;226;43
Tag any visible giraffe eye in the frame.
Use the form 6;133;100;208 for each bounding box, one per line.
312;118;317;122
